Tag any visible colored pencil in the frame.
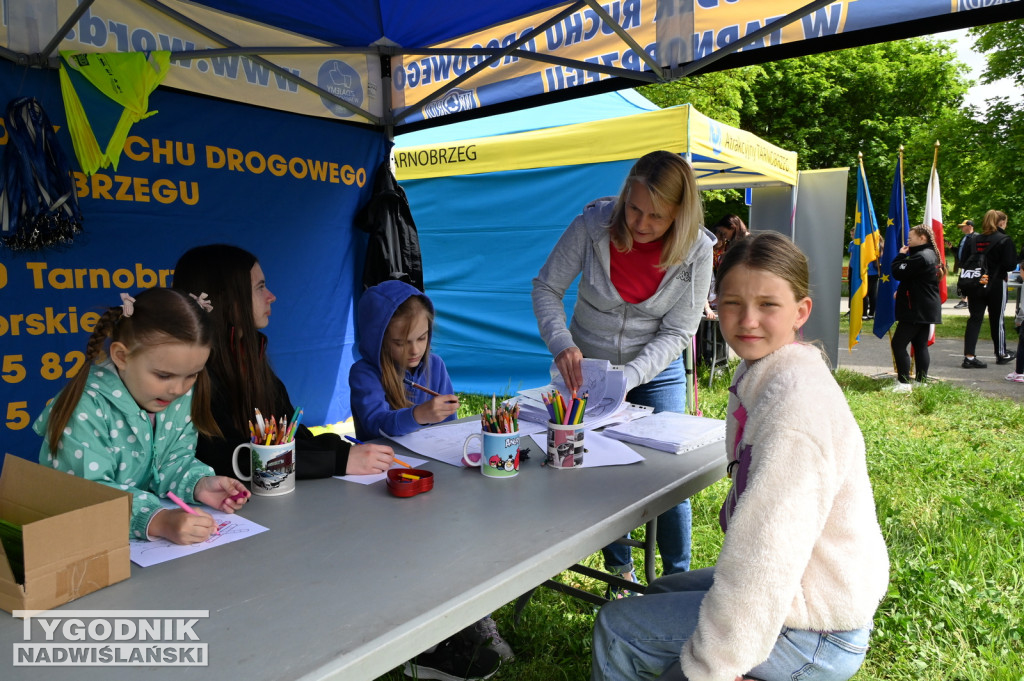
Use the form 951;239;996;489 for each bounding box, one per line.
167;491;219;535
404;378;440;397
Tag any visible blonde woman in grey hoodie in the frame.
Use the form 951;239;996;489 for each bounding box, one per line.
532;150;714;588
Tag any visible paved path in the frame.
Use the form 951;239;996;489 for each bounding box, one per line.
838;295;1023;402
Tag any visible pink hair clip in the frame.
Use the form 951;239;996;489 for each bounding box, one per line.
119;292;136;317
189;292;213;312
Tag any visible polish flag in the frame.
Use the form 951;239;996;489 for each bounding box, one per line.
923;148;947;304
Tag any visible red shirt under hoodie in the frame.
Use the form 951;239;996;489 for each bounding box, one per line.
609;238;664;303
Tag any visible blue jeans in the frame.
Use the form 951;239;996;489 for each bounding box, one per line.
591;568;871;681
602;357;692;576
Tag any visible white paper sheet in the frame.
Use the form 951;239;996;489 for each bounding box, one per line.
382;420;481;466
333;456;428;484
513;359;645;429
129;500;268;567
527;430;645;468
550;358;628;419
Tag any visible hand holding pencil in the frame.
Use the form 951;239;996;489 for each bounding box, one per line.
150;494;217;545
343;435;401;475
405;379;460;426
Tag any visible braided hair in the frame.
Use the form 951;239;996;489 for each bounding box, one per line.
45;287;220;450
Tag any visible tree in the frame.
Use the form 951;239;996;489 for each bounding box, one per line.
640;68;764;222
738;38;972;241
967;19;1024;243
639;37;983;245
639;67;762;126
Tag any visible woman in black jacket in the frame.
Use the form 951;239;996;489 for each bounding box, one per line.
963;210;1017;367
890;225;945;390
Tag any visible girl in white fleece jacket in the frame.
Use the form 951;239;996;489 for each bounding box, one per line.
592;232;889;681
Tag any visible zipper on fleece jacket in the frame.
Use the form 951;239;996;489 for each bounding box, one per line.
616;306;629;365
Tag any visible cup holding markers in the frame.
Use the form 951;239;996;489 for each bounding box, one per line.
462;430;521;479
545;421;585;469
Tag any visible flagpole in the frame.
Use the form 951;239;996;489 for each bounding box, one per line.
927;139;947;304
888;145;905;375
898;145;906;249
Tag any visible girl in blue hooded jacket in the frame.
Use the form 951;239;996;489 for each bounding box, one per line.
349;280;460;441
349;281;516;666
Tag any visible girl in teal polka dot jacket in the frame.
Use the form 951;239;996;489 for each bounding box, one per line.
33;287;250;544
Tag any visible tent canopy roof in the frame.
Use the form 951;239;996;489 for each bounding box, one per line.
3;1;1021;132
395;94;798;189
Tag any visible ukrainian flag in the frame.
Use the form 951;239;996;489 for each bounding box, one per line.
849;156;881;350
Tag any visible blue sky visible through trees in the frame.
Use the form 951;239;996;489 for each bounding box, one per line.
939;27;1023;112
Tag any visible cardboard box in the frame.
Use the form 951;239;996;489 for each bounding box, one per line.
0;453;131;614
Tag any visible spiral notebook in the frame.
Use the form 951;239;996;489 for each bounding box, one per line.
601;411;726;454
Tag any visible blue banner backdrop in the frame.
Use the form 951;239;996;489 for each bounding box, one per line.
0;60;386;469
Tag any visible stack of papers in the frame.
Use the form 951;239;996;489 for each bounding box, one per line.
602;411;726;455
512;359;651;429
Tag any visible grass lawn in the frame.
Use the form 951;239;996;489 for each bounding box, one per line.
375;365;1024;681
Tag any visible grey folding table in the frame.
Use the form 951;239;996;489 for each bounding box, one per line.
1;436;725;681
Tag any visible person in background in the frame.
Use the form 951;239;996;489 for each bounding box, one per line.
962;210;1017;368
889;225;944;391
1005;244;1024;383
172;245;395;478
591;232;889;681
710;214;748;274
953;219;976;309
864;251;880;320
532;150;714;594
33;288;249;544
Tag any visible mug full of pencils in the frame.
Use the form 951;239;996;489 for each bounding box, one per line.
545;422;585;469
231;441;296;496
462;403;521;479
229;408;301;496
543;391;586;469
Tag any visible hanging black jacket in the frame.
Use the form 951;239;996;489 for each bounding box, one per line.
354;161;424;291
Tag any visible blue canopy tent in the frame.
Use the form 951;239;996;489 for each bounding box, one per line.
1;0;1021;465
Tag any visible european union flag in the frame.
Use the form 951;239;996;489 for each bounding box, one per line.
873;154;909;338
849;159;881;350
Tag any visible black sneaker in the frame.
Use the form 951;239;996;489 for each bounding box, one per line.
962;356;987;369
953;301;969;309
997;351;1017;365
405;633;501;680
462;616;514;661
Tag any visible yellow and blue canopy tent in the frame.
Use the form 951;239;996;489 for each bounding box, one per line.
396;100;797;188
394;92;797;403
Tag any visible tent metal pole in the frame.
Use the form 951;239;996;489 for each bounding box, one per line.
0;45;28;65
580;0;665;79
393;1;587;125
668;0;835;80
380;53;395;142
40;0;98;62
173;45;659;83
137;0;381;125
